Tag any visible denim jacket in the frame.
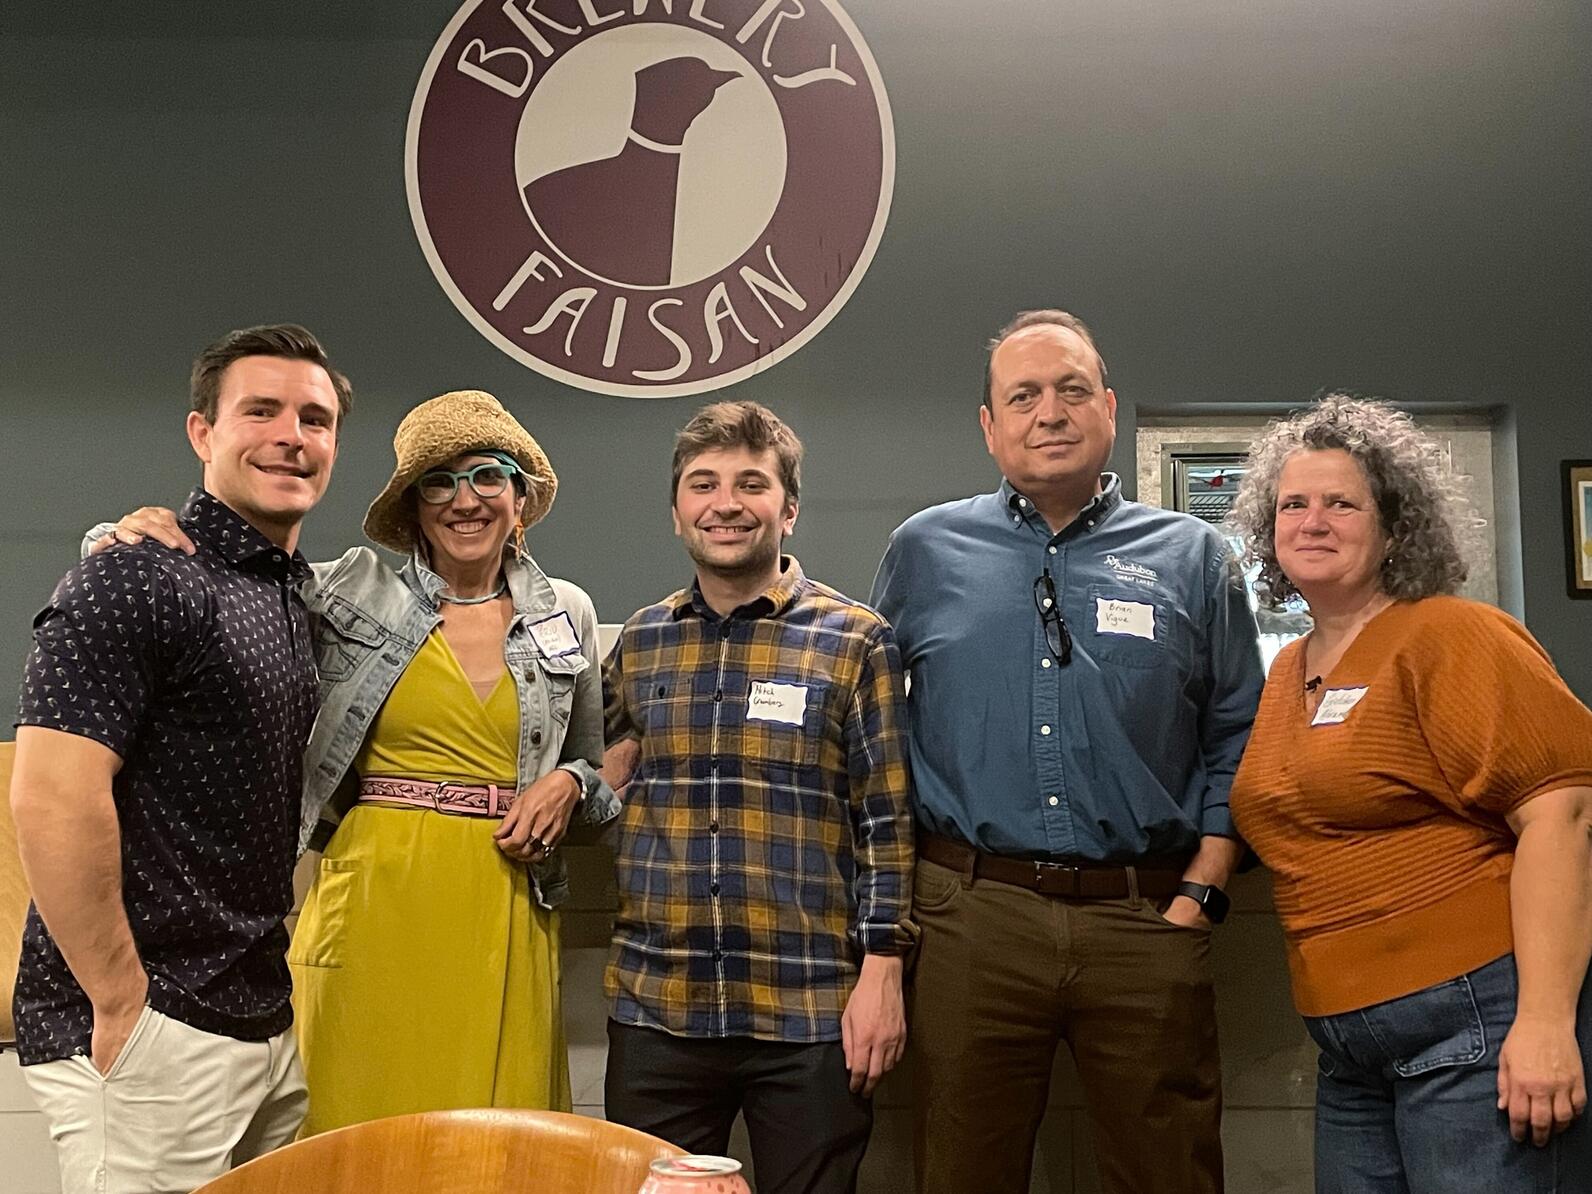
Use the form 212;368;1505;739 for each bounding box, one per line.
299;546;619;909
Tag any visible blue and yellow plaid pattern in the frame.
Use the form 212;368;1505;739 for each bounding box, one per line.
602;558;916;1042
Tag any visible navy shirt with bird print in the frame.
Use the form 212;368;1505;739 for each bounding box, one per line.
13;487;317;1065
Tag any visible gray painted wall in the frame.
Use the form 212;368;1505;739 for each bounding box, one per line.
5;0;1589;698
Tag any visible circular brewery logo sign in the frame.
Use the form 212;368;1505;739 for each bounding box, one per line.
407;0;894;398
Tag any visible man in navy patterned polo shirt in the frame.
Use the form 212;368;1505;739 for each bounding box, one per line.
10;325;350;1194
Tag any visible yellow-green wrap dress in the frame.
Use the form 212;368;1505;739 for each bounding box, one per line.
288;630;571;1135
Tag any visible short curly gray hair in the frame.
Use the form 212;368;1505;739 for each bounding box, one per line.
1227;393;1472;607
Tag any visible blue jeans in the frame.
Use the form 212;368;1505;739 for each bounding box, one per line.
1305;953;1592;1193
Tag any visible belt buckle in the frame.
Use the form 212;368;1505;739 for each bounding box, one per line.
1031;859;1076;897
429;781;451;813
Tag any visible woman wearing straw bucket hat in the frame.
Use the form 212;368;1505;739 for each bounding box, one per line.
281;389;618;1133
90;389;616;1131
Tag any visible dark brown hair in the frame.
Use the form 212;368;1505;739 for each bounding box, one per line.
671;401;803;503
983;309;1110;408
190;323;353;427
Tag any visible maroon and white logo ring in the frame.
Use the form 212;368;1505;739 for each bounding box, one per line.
406;0;894;398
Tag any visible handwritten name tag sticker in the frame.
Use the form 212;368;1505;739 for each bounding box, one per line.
1311;686;1369;726
528;611;581;657
747;680;808;727
1094;597;1155;640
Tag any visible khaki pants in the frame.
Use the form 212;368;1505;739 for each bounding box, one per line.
23;1006;307;1194
910;857;1223;1194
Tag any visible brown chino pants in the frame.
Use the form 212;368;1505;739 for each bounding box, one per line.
910;857;1223;1194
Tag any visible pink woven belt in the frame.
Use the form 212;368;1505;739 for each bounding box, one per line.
356;777;511;818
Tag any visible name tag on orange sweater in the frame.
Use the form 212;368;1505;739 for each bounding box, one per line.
1311;686;1369;726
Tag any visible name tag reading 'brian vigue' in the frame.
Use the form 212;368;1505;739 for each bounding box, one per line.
1094;597;1156;640
747;681;808;728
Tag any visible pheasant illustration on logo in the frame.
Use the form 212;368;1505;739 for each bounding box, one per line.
408;0;893;398
522;56;741;288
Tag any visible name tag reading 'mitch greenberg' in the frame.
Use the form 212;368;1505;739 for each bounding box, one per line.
1094;597;1155;640
1311;686;1370;727
747;681;808;728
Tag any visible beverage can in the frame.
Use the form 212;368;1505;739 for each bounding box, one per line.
637;1155;752;1194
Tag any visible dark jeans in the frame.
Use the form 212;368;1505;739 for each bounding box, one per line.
909;857;1224;1194
1306;953;1592;1193
604;1020;873;1194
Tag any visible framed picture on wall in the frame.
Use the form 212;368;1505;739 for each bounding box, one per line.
1566;459;1592;598
1160;444;1251;526
1158;442;1314;670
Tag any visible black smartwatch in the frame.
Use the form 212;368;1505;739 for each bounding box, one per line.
1174;881;1230;924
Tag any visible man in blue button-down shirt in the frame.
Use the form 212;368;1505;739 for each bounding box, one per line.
871;309;1263;1194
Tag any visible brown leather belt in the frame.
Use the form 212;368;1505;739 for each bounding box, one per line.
918;831;1185;900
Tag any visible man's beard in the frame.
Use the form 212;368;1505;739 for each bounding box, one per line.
683;532;780;580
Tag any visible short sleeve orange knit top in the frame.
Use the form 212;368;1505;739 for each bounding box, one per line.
1230;596;1592;1017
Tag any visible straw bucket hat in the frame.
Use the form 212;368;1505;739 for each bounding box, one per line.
363;390;557;554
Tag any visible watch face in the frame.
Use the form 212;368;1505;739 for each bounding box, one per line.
1180;881;1229;923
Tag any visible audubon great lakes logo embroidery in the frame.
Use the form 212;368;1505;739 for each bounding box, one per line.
407;0;894;398
1106;554;1160;584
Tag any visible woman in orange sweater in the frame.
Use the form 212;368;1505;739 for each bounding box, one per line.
1227;395;1592;1192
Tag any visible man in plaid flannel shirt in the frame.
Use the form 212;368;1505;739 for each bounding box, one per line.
599;401;916;1193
